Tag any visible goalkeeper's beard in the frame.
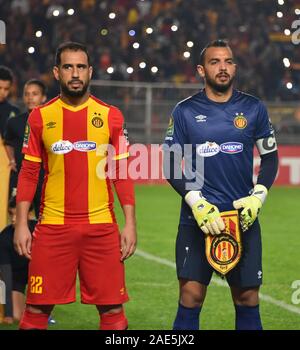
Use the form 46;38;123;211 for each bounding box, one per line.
205;74;235;93
60;79;90;98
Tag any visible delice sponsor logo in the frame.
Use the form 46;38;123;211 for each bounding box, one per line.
197;142;220;157
51;140;73;154
220;142;243;154
73;141;97;152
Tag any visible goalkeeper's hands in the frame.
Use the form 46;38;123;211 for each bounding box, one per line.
185;191;225;235
233;184;268;232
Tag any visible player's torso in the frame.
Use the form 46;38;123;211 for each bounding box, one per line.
180;90;259;209
38;96;115;224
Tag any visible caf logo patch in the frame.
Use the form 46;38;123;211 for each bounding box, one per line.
166;116;174;136
234;113;247;129
92;113;103;128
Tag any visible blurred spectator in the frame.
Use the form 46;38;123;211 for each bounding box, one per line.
0;0;298;102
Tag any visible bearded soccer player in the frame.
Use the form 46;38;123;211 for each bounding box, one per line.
14;42;137;330
163;40;278;330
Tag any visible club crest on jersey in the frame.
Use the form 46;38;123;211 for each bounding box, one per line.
234;113;247;129
92;113;103;128
196;141;220;157
51;140;73;154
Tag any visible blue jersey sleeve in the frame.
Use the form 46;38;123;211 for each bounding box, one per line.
254;101;273;140
163;104;188;152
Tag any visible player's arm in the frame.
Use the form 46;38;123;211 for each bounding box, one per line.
3;119;17;171
233;102;279;231
163;108;225;235
14;108;43;258
109;106;137;260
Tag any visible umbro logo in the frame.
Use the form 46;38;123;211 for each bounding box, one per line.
194;114;207;122
46;121;56;129
258;270;263;279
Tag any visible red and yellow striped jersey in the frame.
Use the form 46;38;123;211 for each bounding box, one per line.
22;95;129;224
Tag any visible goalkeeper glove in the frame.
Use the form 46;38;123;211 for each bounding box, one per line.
185;191;225;235
233;184;268;232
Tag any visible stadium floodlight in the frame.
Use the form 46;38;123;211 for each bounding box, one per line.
171;25;178;32
107;67;114;74
133;42;140;49
151;66;158;73
139;62;146;69
28;46;35;54
286;82;293;89
283;58;290;67
278;0;284;5
53;10;60;17
187;41;194;48
100;29;108;36
67;9;75;16
276;11;283;18
129;30;136;36
35;30;42;38
284;29;291;36
109;12;116;19
127;67;134;74
146;27;153;34
183;51;191;58
295;9;300;15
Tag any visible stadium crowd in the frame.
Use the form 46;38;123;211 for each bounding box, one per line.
0;0;299;101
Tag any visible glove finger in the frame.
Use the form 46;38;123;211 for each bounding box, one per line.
210;220;220;235
200;224;209;235
204;222;215;235
233;199;245;209
215;216;225;231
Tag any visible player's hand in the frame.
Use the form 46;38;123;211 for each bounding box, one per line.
120;223;137;261
185;191;225;235
8;159;17;172
233;184;268;232
13;224;32;260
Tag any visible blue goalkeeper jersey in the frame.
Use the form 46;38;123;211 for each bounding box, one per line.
163;89;274;226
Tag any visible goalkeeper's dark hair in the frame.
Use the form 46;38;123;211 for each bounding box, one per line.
200;39;232;65
0;65;13;82
55;41;91;66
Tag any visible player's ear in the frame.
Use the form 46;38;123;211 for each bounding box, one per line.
53;66;59;81
197;64;205;79
89;65;93;79
42;95;47;103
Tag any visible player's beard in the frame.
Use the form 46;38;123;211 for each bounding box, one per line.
60;79;90;98
205;72;235;93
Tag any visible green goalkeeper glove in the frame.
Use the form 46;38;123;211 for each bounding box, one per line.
233;184;268;232
185;191;225;235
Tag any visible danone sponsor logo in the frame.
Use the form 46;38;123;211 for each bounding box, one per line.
73;141;97;152
220;142;243;154
51;140;73;154
196;142;220;157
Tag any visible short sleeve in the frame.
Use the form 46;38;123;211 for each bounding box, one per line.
163;104;187;153
3;118;16;147
108;106;129;160
22;108;43;163
254;101;274;140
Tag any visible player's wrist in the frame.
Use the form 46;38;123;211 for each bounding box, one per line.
252;184;268;205
185;191;205;207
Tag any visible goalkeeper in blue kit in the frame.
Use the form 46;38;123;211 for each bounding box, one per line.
163;40;278;330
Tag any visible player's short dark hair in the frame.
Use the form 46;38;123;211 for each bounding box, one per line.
55;41;91;66
200;39;232;65
0;65;13;82
24;79;47;96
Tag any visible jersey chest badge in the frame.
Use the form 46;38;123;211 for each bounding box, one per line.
233;113;247;129
205;210;242;275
